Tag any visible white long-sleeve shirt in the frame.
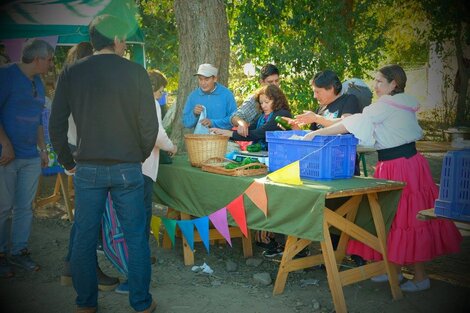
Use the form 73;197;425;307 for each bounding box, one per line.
142;101;176;181
341;93;423;150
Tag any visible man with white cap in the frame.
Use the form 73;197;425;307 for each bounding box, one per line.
182;63;237;130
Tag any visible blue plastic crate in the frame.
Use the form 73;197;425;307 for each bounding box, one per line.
41;165;64;176
434;149;470;222
266;130;358;180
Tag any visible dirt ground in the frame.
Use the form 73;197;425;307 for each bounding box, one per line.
1;152;469;313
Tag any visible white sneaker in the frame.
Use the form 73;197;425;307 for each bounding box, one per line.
400;279;430;292
371;273;404;283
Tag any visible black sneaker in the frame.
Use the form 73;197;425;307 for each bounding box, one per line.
255;240;275;250
262;242;284;258
351;254;366;267
8;248;40;271
293;247;310;259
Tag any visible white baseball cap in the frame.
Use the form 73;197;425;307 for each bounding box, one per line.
194;63;218;77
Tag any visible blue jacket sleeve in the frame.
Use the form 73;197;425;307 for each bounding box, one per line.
211;91;238;129
182;92;198;128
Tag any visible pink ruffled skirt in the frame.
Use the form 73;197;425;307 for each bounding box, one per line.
346;153;462;265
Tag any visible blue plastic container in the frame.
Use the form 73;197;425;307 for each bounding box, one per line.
41;165;64;176
266;130;358;180
434;149;470;222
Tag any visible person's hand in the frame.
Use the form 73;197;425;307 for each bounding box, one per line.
302;131;318;141
235;119;249;137
65;166;76;176
193;105;204;115
40;150;49;168
210;128;232;137
0;143;15;166
200;118;212;127
168;145;178;156
295;110;318;125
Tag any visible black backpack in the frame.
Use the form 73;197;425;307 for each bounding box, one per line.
343;79;373;112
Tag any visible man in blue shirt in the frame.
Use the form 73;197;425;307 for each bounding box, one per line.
182;63;237;130
0;39;53;278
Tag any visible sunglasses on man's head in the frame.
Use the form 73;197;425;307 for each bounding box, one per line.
32;80;37;98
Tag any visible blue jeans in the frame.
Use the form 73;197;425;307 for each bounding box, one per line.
143;175;154;238
0;158;41;254
65;176;101;264
71;163;152;310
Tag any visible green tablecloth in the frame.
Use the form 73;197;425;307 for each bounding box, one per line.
153;155;402;241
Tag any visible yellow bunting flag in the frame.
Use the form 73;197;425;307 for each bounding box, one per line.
150;216;162;246
267;161;303;185
244;181;268;216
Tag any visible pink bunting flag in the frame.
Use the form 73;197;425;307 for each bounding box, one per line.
244;181;268;216
226;195;248;237
209;208;232;246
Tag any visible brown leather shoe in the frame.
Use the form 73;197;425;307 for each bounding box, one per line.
136;300;156;313
75;307;97;313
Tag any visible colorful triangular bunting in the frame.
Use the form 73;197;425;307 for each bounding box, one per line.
193;216;210;253
161;217;177;247
177;220;195;251
209;208;232;246
244;181;268;216
267;161;303;185
150;216;162;246
226;195;248;237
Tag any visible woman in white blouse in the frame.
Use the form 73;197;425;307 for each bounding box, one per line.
116;70;177;294
300;64;462;293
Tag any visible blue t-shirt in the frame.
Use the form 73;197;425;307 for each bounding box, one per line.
182;83;237;129
0;63;45;158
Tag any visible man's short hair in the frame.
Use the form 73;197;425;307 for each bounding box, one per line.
312;70;342;95
89;14;130;51
21;39;54;64
260;64;279;80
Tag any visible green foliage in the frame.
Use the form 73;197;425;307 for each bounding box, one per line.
376;0;429;66
137;0;179;92
226;0;387;114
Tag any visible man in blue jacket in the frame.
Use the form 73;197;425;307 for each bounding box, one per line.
182;63;237;131
0;39;53;277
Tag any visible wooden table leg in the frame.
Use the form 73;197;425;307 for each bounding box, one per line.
180;212;195;266
242;229;253;258
367;193;403;300
321;217;348;313
359;152;368;177
273;236;321;295
58;174;74;221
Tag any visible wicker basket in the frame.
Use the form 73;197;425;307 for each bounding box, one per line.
184;134;229;167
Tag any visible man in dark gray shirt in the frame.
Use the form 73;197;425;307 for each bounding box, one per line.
50;15;158;313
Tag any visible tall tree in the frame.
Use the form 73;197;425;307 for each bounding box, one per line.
420;0;470;127
171;0;231;149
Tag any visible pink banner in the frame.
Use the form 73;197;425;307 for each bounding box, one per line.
209;208;232;247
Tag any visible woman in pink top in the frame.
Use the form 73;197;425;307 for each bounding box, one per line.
300;64;462;292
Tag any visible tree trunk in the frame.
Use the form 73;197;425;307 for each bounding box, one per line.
170;0;231;152
453;22;470;127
